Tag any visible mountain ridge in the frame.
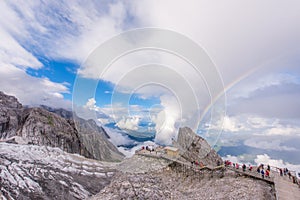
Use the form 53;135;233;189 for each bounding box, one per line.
0;91;124;162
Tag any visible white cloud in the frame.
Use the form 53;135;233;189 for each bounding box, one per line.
84;98;98;111
255;154;300;173
263;125;300;136
104;127;135;147
208;115;248;132
0;29;42;69
0;1;128;63
153;95;180;145
222;155;252;166
244;138;297;152
246;117;277;129
131;0;300;83
116;116;140;131
0;64;70;108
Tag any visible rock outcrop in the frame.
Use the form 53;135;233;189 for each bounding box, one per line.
0;91;23;138
175;127;223;166
0;143;117;199
0;91;124;162
73;117;123;162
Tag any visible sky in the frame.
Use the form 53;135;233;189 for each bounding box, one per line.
0;1;300;170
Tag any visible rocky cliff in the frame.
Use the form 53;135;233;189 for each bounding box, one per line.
175;127;223;167
0;91;124;162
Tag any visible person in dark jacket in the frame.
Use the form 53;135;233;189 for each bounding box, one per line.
261;169;265;179
242;164;246;172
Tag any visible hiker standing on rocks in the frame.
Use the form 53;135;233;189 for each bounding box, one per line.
261;169;265;178
279;168;283;176
248;164;253;171
266;169;270;178
257;166;261;174
242;164;246;172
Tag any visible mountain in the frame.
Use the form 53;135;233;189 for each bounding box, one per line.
0;91;124;162
175;127;223;166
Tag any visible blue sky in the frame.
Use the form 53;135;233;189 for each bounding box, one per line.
0;0;300;169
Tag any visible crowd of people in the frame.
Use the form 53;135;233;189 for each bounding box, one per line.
224;160;273;179
224;160;300;187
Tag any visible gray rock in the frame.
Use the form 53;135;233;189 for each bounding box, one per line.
0;143;117;200
175;127;223;167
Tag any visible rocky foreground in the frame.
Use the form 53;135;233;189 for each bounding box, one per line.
0;134;276;200
87;153;275;200
0;143;117;199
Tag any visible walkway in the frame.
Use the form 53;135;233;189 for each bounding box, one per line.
225;166;274;184
274;173;300;200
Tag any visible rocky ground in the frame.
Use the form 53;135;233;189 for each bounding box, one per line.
0;143;118;200
90;156;276;200
116;154;172;174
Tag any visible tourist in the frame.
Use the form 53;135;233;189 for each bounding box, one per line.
200;162;204;168
242;164;246;172
267;164;270;171
248;165;253;171
261;169;265;179
284;168;289;176
257;166;261;174
236;163;239;169
288;171;292;179
266;170;270;178
279;168;283;176
224;160;228;166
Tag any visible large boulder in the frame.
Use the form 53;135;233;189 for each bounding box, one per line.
175;127;222;167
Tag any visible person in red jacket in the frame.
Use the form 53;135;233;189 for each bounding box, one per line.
266;170;270;178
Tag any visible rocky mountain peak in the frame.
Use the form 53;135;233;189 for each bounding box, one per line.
175;127;222;166
0;91;22;109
